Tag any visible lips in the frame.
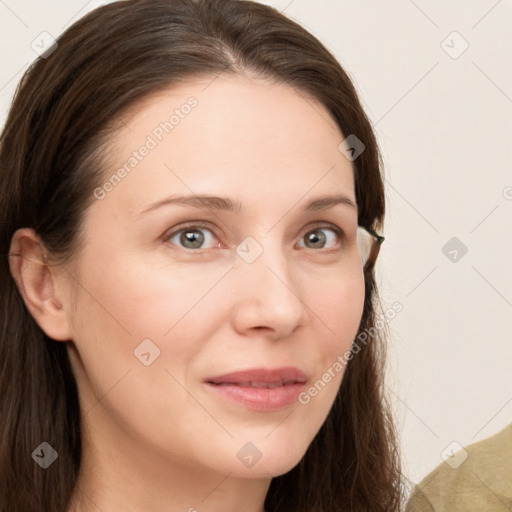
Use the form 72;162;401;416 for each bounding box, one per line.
204;367;308;412
205;367;308;387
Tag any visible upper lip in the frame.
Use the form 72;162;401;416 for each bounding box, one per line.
205;367;308;386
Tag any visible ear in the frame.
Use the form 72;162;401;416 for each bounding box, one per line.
8;228;73;341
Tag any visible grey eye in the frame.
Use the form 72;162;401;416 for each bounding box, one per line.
299;228;340;250
167;226;216;250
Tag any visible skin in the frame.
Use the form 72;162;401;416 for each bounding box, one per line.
9;73;365;512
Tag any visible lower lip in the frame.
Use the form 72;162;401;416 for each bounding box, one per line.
204;382;305;412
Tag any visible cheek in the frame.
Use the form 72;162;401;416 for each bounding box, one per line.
73;248;226;336
297;266;365;406
67;252;235;401
66;254;231;450
309;265;366;350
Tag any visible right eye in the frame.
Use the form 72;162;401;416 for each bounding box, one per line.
164;222;221;250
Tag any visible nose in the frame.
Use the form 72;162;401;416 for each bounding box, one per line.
230;236;308;340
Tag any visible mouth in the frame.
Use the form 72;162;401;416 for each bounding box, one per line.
203;367;308;412
210;380;300;388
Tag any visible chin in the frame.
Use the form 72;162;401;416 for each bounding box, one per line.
225;435;311;479
261;453;306;477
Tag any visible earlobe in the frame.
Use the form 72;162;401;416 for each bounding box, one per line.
8;228;73;342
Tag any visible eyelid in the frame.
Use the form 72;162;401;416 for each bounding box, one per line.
303;220;345;234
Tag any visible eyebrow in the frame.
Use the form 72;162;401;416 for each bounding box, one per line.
140;193;357;216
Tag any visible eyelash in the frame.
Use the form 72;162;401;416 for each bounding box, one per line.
163;221;345;252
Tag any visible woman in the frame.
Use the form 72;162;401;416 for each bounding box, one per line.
0;0;402;510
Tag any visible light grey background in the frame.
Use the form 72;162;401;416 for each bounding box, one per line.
1;0;511;491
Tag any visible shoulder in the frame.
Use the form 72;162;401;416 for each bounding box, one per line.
406;423;512;512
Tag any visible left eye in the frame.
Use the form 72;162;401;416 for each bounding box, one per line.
297;227;341;250
165;224;342;251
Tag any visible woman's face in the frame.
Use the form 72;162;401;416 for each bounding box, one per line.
63;73;365;479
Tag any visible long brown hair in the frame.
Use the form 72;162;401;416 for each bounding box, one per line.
0;0;402;510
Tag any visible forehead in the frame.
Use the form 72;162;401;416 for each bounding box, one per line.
96;73;356;218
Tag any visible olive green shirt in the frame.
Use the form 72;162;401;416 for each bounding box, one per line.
406;423;512;512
